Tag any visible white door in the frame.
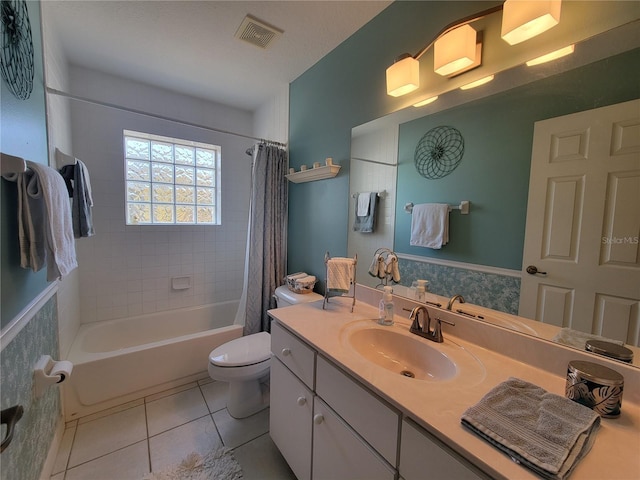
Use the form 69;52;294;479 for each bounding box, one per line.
519;99;640;346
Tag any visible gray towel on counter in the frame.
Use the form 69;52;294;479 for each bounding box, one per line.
461;377;600;480
353;191;377;233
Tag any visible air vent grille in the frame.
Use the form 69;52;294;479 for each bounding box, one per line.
235;15;283;49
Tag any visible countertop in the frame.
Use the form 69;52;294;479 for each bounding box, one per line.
268;296;640;480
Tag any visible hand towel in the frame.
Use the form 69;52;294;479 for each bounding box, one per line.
327;257;355;292
60;158;95;238
410;203;449;249
368;253;381;277
353;192;377;233
384;253;401;282
552;328;624;350
461;377;600;480
25;161;78;280
376;255;386;279
357;192;371;216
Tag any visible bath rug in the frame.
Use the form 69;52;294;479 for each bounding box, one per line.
144;447;243;480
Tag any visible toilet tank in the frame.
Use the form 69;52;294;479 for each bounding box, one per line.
274;285;322;307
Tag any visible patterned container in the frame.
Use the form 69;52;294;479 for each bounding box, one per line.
566;360;624;418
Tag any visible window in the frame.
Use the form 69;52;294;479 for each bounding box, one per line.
124;130;221;225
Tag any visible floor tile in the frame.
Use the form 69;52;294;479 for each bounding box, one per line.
49;474;64;480
149;415;222;472
68;405;147;468
232;432;296;480
52;422;76;474
65;440;149;480
213;408;269;449
77;399;144;425
200;380;228;413
146;386;209;436
144;381;198;403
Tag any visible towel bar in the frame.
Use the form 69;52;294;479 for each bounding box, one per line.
405;200;469;215
0;153;27;175
351;190;385;199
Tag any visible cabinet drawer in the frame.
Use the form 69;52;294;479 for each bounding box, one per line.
313;397;396;480
271;321;315;389
316;355;400;465
400;418;488;480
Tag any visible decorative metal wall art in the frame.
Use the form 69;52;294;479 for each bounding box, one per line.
414;126;464;179
1;0;34;100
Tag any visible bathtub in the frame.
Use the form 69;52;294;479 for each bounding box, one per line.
64;301;243;419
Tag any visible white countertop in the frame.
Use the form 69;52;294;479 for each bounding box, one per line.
268;296;640;480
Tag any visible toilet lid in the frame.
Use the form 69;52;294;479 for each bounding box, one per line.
209;332;271;367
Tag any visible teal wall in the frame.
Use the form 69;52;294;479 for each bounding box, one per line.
395;50;640;270
288;1;500;286
1;0;49;327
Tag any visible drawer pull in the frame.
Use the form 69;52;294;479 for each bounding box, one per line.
313;414;324;425
297;396;307;406
281;348;292;356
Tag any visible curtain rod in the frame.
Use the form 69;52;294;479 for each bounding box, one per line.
45;87;287;149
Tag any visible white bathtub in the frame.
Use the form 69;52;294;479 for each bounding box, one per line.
64;301;243;419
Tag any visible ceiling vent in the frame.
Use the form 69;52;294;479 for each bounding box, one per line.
235;15;283;49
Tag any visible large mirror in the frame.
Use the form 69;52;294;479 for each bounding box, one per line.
348;20;640;366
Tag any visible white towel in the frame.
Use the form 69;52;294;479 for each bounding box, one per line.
25;161;78;280
410;203;449;249
368;253;381;277
327;257;355;292
384;253;401;282
357;192;371;216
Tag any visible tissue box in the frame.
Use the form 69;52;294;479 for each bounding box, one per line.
565;360;624;418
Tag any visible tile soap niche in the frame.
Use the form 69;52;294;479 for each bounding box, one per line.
171;275;192;290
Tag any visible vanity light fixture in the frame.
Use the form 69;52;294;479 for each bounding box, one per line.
413;96;439;108
501;0;562;46
460;75;494;90
434;24;480;76
526;44;574;66
386;0;562;97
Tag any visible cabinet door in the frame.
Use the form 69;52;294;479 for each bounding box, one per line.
400;419;488;480
270;358;313;480
312;397;396;480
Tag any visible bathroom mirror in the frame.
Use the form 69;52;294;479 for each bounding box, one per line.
348;21;640;366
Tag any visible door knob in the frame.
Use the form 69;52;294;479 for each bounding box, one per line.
526;265;547;275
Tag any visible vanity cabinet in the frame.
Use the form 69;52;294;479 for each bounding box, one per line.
399;418;489;480
312;397;396;480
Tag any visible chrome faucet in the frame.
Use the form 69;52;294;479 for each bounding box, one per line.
408;305;455;343
447;294;465;311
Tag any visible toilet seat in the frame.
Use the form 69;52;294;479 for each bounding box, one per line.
209;331;270;367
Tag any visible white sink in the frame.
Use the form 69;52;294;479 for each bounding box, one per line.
347;327;458;381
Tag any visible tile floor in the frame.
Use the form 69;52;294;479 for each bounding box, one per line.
50;379;296;480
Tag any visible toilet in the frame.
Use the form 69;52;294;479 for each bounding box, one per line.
208;285;322;418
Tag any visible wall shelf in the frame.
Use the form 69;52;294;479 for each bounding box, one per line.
286;164;340;183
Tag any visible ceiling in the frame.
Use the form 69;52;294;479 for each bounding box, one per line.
42;1;392;112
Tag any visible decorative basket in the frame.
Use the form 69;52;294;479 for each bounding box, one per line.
286;273;317;294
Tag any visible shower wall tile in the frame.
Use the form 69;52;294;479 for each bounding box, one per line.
0;295;61;480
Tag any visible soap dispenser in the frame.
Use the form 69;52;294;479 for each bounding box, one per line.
378;286;395;326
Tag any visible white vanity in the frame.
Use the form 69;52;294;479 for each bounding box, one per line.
268;285;639;480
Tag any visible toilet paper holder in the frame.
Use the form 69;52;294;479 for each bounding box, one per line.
33;355;73;398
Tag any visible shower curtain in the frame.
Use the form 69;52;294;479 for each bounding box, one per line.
235;143;288;335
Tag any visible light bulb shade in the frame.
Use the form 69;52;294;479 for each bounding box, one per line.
501;0;561;45
434;24;478;76
386;55;419;97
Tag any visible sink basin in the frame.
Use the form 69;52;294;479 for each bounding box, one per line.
347;327;458;381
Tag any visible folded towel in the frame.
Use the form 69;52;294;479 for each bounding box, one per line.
327;257;355;292
384;253;401;282
296;275;316;286
461;377;600;480
368;253;381;277
287;272;308;281
552;328;625;350
410;203;449;249
353;192;378;233
357;192;371;216
5;162;78;280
